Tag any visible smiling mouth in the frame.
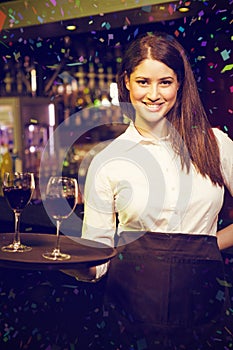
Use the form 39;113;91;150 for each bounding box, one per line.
143;102;164;111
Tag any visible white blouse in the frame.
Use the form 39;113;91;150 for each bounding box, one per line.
81;123;233;277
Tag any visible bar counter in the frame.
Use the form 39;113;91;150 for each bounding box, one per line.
0;195;109;349
0;196;233;349
0;196;84;234
0;266;109;349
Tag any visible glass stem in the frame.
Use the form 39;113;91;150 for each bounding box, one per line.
54;220;62;253
14;211;21;246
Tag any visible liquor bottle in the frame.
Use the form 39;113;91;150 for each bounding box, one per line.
0;143;13;195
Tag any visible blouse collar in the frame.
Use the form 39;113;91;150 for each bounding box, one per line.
125;122;170;145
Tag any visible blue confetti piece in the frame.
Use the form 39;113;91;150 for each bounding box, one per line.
216;290;225;302
134;28;139;38
105;22;111;30
37;16;44;24
96;321;105;329
141;6;152;13
136;337;147;350
221;49;231;61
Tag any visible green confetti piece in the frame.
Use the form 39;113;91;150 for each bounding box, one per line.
216;277;232;287
118;253;123;260
97;321;105;329
61;284;78;288
221;64;233;73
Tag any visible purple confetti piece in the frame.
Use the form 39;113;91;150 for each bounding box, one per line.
18;12;23;20
45;346;52;350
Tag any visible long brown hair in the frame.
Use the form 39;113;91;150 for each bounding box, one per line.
117;32;224;187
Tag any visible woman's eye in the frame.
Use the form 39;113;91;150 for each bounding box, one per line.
136;80;148;85
161;80;172;85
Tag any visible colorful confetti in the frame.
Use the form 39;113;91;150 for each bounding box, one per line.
0;9;6;31
0;1;232;347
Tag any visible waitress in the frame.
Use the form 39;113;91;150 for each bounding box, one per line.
67;32;233;349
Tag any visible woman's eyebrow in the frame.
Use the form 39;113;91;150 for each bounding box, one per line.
159;76;174;80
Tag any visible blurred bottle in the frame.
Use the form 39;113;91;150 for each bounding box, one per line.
0;143;13;195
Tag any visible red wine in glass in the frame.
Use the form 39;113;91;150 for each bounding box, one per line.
3;187;33;211
2;172;35;252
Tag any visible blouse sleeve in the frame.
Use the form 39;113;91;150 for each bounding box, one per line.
213;128;233;196
81;152;117;280
81;152;117;248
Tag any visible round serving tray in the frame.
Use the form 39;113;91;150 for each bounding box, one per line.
0;233;116;270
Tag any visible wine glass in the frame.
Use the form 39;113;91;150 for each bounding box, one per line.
2;172;35;252
42;176;78;261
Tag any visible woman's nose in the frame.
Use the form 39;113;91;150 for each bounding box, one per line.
147;84;159;101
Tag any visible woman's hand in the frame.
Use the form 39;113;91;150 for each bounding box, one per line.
60;265;97;282
216;223;233;250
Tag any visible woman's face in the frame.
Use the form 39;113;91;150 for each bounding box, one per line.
125;58;179;137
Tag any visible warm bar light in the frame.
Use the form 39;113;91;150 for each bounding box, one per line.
48;103;55;156
49;103;55;127
66;25;76;31
177;0;190;12
31;68;37;96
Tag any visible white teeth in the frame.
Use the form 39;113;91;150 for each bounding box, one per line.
144;102;162;107
145;104;161;110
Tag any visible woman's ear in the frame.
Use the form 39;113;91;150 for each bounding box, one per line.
124;73;130;91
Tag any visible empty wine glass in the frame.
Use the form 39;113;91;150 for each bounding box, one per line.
42;176;78;261
2;172;35;252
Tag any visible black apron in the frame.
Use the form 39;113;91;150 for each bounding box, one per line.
93;232;233;350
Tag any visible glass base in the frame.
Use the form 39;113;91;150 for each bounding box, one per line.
42;250;70;261
1;243;32;253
